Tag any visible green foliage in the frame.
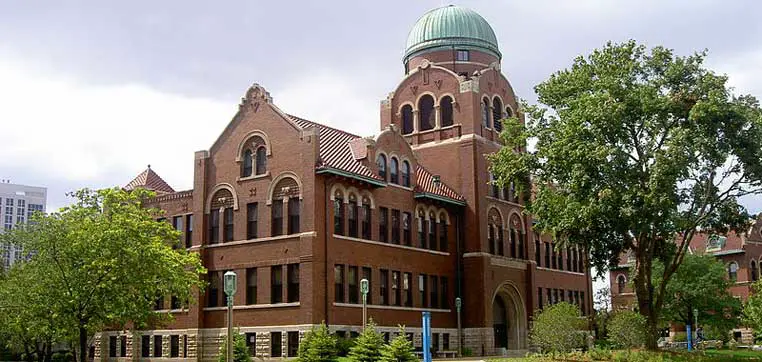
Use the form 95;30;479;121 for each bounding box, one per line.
347;320;384;362
488;40;762;348
217;331;252;362
297;323;338;362
743;280;762;332
607;310;646;349
529;302;586;353
51;351;74;362
335;336;355;357
379;326;416;362
672;332;687;343
588;347;613;360
0;188;206;362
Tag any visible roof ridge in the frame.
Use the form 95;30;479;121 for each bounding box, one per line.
287;114;361;139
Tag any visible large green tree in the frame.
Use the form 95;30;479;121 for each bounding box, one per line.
0;188;206;362
489;40;762;349
654;253;740;335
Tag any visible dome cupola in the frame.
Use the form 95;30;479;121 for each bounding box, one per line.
404;5;500;65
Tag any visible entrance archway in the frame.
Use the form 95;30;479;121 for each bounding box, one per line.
491;282;527;351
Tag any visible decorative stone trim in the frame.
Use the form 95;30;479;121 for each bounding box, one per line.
204;231;316;249
333;302;451;313
536;267;586;276
202;302;300;312
333;234;450;256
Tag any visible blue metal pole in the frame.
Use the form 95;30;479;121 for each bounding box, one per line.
687;324;692;351
422;312;432;362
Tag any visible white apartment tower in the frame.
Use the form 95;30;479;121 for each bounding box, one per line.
0;181;47;270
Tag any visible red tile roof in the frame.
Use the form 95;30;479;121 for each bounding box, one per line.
415;165;466;203
288;114;465;204
124;166;175;195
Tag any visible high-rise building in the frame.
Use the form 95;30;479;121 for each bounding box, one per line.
0;181;47;270
97;5;593;358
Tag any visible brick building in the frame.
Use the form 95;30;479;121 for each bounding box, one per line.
96;5;593;360
610;218;762;343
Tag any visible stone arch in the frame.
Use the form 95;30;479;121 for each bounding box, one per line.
359;190;376;209
617;274;627;293
491;281;528;351
205;183;239;213
235;130;272;161
507;211;525;233
415;204;430;220
417;93;436;131
375;151;388;181
346;186;361;205
398;102;415;135
266;172;303;205
487;205;505;229
437;209;451;225
329;183;347;202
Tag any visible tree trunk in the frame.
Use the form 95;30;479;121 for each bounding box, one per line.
79;326;88;362
634;254;660;350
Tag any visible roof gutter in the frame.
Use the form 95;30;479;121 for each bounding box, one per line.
414;192;466;206
316;167;387;187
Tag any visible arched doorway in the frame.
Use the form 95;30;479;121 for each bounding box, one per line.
491;282;527;351
493;298;508;349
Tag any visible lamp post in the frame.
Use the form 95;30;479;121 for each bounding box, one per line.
224;271;237;362
360;278;369;330
455;297;462;357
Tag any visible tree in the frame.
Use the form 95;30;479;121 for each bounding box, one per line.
347;320;385;362
0;188;206;362
607;310;646;349
379;326;416;362
654;253;740;335
489;40;762;349
529;302;586;353
593;287;612;342
217;331;252;362
743;280;762;335
297;323;338;362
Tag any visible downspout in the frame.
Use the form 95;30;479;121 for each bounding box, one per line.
456;206;465;351
324;177;331;326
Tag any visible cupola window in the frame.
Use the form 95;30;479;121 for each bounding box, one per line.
401;105;414;135
418;95;435;131
456;50;469;61
440;96;454;127
493;97;503;132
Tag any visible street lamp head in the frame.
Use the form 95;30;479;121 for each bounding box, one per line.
360;278;369;295
224;271;237;296
455;297;462;311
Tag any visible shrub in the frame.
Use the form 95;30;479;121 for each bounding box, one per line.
336;335;355;357
298;323;338;362
347;320;385;362
588;347;612;360
529;302;586;353
607;310;646;349
379;326;416;362
217;331;252;362
672;332;687;342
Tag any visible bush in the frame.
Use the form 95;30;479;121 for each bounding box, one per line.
588;347;613;360
51;351;74;362
217;331;252;362
347;320;385;362
335;335;355;357
672;332;687;342
379;326;416;362
529;302;586;353
607;310;646;349
298;323;338;362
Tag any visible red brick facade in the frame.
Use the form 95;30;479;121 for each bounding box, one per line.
96;9;593;360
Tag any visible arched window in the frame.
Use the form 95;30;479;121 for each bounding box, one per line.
288;198;300;234
270;176;300;236
417;209;427;248
255;147;267;175
242;149;253;177
505;106;513;119
617;275;626;294
439;214;448;252
488;208;503;255
334;192;344;236
348;194;358;238
489;173;500;198
493;97;503;132
428;211;437;251
390;157;399;184
751;260;758;282
728;262;739;282
401;105;414;135
401;161;411;187
418;95;435;131
376;154;387;180
440;96;454;127
481;98;491;128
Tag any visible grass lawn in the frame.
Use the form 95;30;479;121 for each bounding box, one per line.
486;348;762;361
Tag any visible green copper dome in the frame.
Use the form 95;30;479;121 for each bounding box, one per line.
404;5;500;63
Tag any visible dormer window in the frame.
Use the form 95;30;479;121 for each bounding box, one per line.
456;50;469;61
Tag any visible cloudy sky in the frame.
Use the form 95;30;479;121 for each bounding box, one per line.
2;1;762;289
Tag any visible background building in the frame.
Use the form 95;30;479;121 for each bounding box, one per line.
610;219;762;343
96;5;593;360
0;180;47;271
